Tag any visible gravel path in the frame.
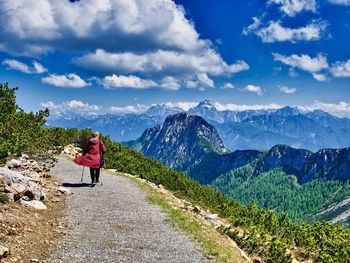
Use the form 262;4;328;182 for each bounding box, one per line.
45;156;209;263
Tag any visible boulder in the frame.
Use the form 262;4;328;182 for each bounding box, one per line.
204;214;219;220
27;181;46;200
20;200;47;210
7;159;21;168
0;245;9;259
27;172;41;182
11;183;27;195
58;186;71;195
0;168;29;185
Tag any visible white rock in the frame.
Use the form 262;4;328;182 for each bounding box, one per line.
0;245;9;259
21;154;30;160
27;172;41;182
27;181;45;200
204;214;219;220
11;183;27;194
58;186;71;195
0;168;30;185
20;200;47;210
8;159;22;167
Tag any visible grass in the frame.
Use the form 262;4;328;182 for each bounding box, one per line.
117;172;249;263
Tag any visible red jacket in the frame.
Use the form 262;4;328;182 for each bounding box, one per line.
73;138;106;168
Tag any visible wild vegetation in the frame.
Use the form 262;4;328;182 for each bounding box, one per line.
1;82;350;262
212;164;350;223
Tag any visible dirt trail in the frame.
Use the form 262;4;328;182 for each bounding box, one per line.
45;156;208;263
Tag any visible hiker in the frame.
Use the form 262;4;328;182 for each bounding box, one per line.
74;131;106;187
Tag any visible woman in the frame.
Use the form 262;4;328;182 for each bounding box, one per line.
74;131;106;187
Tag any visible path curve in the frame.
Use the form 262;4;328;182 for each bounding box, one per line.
45;156;208;263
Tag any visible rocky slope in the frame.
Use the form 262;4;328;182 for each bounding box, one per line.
0;154;71;262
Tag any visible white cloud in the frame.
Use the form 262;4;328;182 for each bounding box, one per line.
244;19;327;43
101;74;157;90
273;53;329;81
74;49;249;77
278;85;297;94
330;59;350;77
243;85;263;96
328;0;350;5
2;59;47;74
163;101;198;111
213;102;282;111
0;0;248;88
268;0;317;16
221;83;234;89
0;0;208;55
312;72;327;81
159;76;181;90
109;104;148;114
300;101;350;118
33;61;48;74
243;17;262;36
185;80;199;89
41;100;100;117
42;73;90;88
197;73;214;88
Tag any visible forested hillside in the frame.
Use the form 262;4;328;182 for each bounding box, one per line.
1;83;350;262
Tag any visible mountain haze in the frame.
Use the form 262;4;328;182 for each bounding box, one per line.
47;100;350;152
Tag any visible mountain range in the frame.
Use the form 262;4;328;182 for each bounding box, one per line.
127;112;350;225
46;100;350;152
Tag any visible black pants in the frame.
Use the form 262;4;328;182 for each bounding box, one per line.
90;168;100;184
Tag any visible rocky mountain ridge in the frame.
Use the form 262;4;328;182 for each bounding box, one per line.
127;112;228;171
127;113;350;224
46;100;350;152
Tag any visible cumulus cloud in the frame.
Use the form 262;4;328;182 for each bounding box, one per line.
0;0;208;56
242;85;263;96
213;102;282;111
244;19;327;43
328;0;350;5
221;83;234;89
300;101;350;118
330;59;350;77
197;73;214;88
42;73;91;88
312;72;328;81
109;104;148;114
74;49;249;77
0;0;248;88
101;74;157;90
268;0;317;16
2;59;47;74
273;53;329;81
278;85;297;94
41;100;100;117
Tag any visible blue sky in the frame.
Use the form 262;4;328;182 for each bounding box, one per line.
0;0;350;117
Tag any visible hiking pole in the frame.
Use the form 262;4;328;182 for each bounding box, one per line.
81;166;85;183
100;168;103;186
